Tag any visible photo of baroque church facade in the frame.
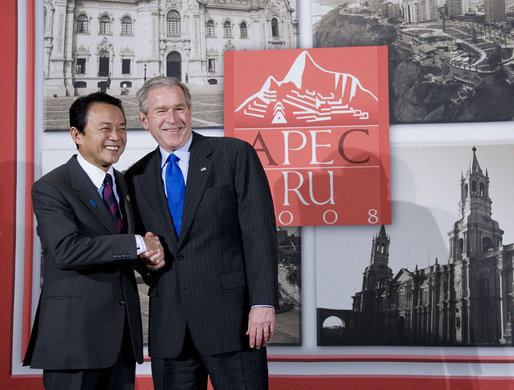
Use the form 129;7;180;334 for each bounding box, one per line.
320;147;514;346
43;0;297;97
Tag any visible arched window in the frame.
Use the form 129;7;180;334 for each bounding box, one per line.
206;20;215;37
166;51;181;80
322;316;344;330
167;11;180;37
482;237;494;252
121;17;132;36
223;21;232;38
77;14;88;34
480;182;485;196
240;22;248;38
99;15;111;35
421;283;429;306
271;18;279;37
98;50;110;77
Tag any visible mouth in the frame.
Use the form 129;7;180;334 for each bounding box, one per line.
105;145;120;151
163;128;182;133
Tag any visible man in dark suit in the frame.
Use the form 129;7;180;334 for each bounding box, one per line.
23;92;165;389
125;76;278;389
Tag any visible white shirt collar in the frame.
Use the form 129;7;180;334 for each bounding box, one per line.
76;153;115;190
159;134;192;169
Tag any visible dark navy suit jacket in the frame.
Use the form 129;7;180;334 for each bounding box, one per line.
24;155;143;369
126;132;278;358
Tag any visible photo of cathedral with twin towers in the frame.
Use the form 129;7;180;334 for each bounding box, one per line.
318;147;514;347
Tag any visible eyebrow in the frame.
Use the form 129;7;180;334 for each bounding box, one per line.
98;121;126;126
154;103;186;110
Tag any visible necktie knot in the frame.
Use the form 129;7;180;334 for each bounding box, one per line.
165;154;185;237
104;172;113;187
102;173;123;233
168;153;180;164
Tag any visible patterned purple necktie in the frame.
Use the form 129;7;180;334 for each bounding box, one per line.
102;173;123;233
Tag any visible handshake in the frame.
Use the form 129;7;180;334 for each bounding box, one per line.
139;232;165;271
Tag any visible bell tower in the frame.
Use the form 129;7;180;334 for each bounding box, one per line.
362;225;393;291
448;147;504;344
449;147;503;263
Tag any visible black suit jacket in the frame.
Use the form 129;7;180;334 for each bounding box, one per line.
126;132;278;358
23;155;143;370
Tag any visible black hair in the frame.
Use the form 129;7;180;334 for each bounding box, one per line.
69;92;125;133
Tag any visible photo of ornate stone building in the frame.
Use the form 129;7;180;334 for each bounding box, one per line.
319;147;514;346
43;0;297;97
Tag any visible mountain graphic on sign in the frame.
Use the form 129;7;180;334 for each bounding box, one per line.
235;50;378;124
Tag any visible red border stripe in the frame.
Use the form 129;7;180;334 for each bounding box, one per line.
22;0;35;358
0;0;19;386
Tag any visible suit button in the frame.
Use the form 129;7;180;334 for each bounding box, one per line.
119;300;126;305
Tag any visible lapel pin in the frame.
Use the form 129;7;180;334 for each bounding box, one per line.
201;167;207;172
126;194;130;201
89;200;96;207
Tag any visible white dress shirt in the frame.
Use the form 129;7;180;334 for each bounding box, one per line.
76;153;146;255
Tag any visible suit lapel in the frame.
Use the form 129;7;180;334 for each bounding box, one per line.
67;156;118;234
143;149;178;243
114;169;133;233
179;133;213;246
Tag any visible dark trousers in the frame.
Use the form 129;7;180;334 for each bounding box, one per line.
42;322;136;390
152;329;269;390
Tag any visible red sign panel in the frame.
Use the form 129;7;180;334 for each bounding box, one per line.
224;47;390;227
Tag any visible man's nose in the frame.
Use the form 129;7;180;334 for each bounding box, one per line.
108;129;122;140
166;110;178;123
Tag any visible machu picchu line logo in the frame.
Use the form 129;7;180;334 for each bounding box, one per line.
235;50;378;125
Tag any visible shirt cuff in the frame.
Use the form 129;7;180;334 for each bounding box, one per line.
135;235;147;255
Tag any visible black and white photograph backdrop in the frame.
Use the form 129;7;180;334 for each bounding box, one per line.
317;143;514;346
272;226;302;345
43;0;298;131
138;226;302;346
313;0;514;124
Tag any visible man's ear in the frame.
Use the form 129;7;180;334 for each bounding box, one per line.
139;112;149;129
70;127;81;146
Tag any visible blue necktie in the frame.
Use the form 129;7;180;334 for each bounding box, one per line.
165;154;185;236
102;173;123;233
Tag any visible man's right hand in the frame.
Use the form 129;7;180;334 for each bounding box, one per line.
139;232;165;270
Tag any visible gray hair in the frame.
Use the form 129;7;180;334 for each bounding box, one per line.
136;76;192;114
